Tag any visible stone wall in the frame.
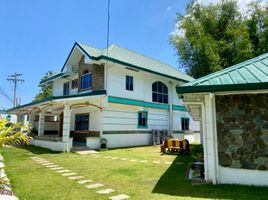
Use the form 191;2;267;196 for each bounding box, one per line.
79;56;104;91
216;93;268;170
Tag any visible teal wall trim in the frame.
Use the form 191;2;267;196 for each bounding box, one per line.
108;96;186;111
172;105;187;111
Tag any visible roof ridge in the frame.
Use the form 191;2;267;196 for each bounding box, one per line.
186;52;268;86
78;42;103;51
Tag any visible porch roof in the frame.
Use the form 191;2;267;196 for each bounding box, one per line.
176;53;268;94
6;90;107;112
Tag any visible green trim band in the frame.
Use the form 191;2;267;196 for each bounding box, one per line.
40;73;63;84
176;82;268;94
108;96;186;111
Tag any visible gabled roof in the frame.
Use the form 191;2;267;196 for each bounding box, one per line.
177;53;268;93
41;42;194;84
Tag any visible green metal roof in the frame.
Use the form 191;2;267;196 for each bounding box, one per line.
177;53;268;93
78;42;194;82
43;42;193;84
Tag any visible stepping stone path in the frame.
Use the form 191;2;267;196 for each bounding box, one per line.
87;153;182;166
164;162;172;165
96;188;115;194
46;165;59;168
56;169;70;173
31;156;130;199
77;179;92;184
51;167;64;170
109;194;130;200
140;160;148;163
68;176;84;180
62;172;77;176
85;183;104;189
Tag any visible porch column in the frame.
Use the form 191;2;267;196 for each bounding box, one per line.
29;113;35;129
62;104;71;152
203;93;219;184
38;112;45;136
16;113;24;132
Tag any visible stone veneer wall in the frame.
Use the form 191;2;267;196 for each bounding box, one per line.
216;93;268;170
79;56;104;91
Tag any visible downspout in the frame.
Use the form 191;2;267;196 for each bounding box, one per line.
169;82;173;136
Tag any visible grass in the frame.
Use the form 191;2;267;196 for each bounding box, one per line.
1;145;268;200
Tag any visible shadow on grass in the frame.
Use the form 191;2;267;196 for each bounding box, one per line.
16;144;62;155
152;155;268;200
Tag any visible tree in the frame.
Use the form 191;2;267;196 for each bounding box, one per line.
247;1;268;56
34;71;54;101
170;0;255;78
0;119;29;185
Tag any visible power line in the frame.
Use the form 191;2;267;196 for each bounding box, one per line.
7;72;24;107
0;86;13;103
106;0;111;57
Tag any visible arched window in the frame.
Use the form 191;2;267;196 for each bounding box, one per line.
152;81;168;104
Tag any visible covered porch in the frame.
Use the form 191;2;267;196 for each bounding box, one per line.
8;92;107;152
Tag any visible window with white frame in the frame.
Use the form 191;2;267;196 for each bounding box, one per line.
152;81;168;104
63;82;70;95
126;75;133;91
80;70;92;90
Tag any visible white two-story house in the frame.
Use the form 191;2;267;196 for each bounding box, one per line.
7;42;200;151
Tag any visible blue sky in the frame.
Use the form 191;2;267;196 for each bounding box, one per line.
0;0;190;109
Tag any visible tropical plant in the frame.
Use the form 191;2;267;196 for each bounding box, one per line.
0;119;29;185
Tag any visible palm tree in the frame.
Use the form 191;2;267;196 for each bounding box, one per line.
0;119;29;185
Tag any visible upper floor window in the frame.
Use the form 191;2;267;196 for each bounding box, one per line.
126;75;133;91
63;82;70;95
80;70;92;90
181;117;190;131
71;79;78;89
152;81;168;104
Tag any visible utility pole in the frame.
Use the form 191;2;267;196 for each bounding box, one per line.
7;73;24;107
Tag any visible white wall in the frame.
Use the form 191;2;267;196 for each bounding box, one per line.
102;133;152;148
219;166;268;186
70;107;101;131
52;74;78;96
173;111;200;131
31;138;73;152
102;103;171;131
106;64;183;105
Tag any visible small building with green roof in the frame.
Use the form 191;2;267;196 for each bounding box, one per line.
177;53;268;186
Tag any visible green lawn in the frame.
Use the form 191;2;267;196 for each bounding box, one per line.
2;145;268;200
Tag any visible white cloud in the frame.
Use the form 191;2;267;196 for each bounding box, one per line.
197;0;261;12
167;6;172;11
171;0;267;37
